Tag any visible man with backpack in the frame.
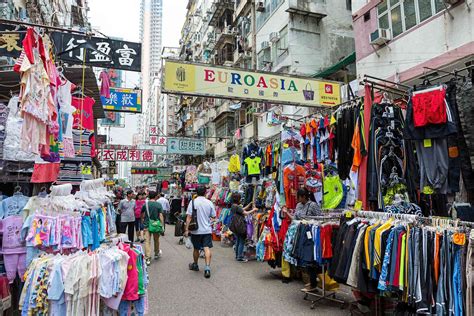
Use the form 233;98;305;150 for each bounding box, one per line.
184;186;216;278
141;191;165;266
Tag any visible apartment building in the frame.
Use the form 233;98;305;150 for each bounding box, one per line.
255;0;355;139
175;0;355;159
352;0;474;168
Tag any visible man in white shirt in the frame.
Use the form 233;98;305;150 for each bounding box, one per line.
157;193;171;225
185;186;216;279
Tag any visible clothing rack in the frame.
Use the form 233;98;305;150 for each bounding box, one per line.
360;79;408;97
348;210;474;229
298;212;347;309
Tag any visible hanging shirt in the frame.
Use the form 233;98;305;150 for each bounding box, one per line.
72;96;95;131
0;215;25;254
244;156;261;175
99;71;111;98
283;164;306;210
0;194;29;219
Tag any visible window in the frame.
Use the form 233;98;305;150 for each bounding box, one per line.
378;0;445;39
258;47;271;69
277;26;288;53
404;0;417;30
418;0;433;21
391;5;402;37
364;12;371;22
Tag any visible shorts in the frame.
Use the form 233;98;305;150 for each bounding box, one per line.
191;234;213;250
135;218;144;231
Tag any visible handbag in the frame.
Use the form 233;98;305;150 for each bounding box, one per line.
174;220;185;237
146;201;164;234
188;199;199;231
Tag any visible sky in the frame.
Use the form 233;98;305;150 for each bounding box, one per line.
88;0;187;145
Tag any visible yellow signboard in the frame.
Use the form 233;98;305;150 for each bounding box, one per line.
162;60;341;107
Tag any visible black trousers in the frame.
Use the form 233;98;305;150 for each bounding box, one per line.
120;222;135;242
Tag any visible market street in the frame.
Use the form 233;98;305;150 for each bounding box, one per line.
146;231;351;316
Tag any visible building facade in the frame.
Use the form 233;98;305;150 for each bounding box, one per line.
255;0;355;140
352;0;474;173
174;0;355;160
138;0;163;145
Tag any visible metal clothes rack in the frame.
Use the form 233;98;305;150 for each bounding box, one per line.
297;212;348;309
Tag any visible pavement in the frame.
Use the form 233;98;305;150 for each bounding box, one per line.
145;228;353;316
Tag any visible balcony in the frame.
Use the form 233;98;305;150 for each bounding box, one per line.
215;27;236;50
209;0;235;27
213;102;232;122
286;0;327;20
242;121;254;139
214;139;234;158
234;0;251;19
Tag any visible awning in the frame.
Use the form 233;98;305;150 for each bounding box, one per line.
0;66;105;119
312;52;356;78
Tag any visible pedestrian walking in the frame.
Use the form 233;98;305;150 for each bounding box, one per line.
185;185;216;278
117;190;136;242
157;192;171;225
134;192;146;242
229;193;258;262
141;191;165;265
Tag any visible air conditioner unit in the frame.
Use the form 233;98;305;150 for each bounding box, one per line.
231;27;239;35
269;32;279;42
256;1;265;12
244;51;252;58
261;41;270;50
369;28;391;45
202;16;208;22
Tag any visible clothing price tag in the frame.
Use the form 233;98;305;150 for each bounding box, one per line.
423;139;432;148
354;200;363;210
453;233;466;246
306;231;312;239
345;211;353;218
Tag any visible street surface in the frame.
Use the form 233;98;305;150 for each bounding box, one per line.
146;229;352;316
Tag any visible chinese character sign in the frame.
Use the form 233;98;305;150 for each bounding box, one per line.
167;138;206;155
149;126;159;136
0;24;25;57
51;33;142;71
100;87;142;113
98;148;155;162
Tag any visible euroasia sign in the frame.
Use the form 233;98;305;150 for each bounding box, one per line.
162;59;341;107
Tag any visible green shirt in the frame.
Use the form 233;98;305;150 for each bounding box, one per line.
141;201;163;228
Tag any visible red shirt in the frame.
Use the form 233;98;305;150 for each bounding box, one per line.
283;164;306;210
72;96;95;131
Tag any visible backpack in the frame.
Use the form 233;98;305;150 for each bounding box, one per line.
229;205;247;237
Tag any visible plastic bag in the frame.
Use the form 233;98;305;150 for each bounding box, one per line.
184;236;193;249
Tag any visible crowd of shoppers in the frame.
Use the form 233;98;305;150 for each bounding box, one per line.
114;187;170;266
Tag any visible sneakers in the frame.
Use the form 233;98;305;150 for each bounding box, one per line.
301;284;318;292
154;249;162;260
204;267;211;278
145;258;151;266
189;263;199;271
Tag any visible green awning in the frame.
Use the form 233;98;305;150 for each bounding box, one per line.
312;52;356;78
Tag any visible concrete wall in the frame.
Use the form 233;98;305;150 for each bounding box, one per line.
354;1;474;82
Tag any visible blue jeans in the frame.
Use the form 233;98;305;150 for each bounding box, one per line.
235;235;245;260
119;296;145;316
